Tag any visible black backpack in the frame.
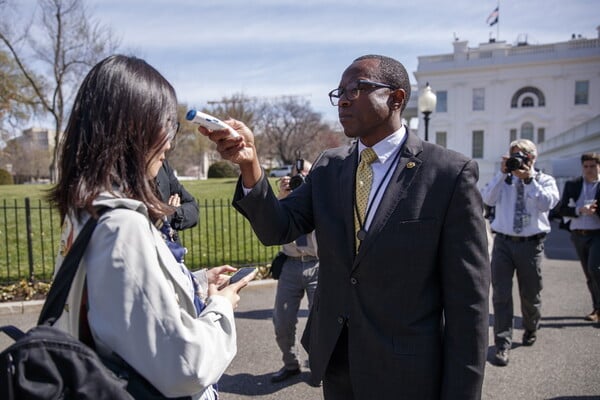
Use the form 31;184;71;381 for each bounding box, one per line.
0;213;134;399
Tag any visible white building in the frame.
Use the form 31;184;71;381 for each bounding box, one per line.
2;127;56;182
413;28;600;187
15;127;56;151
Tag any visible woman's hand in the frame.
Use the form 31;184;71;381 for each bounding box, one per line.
207;267;258;309
167;193;181;207
206;265;237;287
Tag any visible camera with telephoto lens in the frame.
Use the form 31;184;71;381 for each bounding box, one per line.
289;159;306;191
505;151;531;172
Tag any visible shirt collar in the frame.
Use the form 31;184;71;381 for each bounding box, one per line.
357;126;406;164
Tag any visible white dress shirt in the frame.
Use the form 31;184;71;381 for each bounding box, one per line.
481;170;560;236
356;126;406;231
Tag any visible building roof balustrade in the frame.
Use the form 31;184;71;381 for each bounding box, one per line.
417;38;600;72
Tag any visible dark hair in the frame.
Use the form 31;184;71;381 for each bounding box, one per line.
48;55;178;222
581;152;600;164
354;54;411;111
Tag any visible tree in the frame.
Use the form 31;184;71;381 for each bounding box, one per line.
0;168;13;184
206;93;258;128
0;0;120;181
253;97;339;165
0;48;39;131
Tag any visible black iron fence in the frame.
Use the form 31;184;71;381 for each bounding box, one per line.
0;198;279;284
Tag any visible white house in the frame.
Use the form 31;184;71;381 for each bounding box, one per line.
413;27;600;187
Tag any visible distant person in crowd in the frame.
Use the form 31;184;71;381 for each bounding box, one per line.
556;152;600;323
200;54;490;400
156;159;199;244
156;159;199;232
481;139;559;367
48;54;256;399
270;160;320;385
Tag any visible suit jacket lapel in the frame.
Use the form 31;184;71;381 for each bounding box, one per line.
343;143;359;257
354;132;423;267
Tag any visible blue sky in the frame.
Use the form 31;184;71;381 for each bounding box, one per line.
19;0;600;125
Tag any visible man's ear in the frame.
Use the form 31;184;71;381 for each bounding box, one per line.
389;88;406;111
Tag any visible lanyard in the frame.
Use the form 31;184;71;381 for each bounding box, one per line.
354;147;402;240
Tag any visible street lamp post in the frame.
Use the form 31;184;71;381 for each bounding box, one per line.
418;82;437;141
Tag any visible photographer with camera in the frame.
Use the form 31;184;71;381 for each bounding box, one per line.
481;139;559;367
269;159;320;386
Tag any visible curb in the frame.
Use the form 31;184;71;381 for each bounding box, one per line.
0;299;45;316
0;279;277;316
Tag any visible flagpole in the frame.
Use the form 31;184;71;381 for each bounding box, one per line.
496;0;500;40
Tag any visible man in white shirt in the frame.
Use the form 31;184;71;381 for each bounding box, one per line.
481;139;559;367
270;160;320;385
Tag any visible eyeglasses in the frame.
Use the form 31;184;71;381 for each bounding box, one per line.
328;79;397;106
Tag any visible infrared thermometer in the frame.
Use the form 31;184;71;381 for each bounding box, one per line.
185;109;239;137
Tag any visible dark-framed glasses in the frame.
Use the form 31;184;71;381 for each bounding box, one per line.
328;79;397;106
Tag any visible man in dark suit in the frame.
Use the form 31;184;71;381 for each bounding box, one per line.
557;152;600;323
201;54;490;399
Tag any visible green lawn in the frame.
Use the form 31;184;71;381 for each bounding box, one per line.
0;178;244;201
0;178;281;284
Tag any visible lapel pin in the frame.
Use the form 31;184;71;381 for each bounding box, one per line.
407;161;416;169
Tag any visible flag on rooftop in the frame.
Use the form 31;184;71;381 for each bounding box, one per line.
487;6;499;26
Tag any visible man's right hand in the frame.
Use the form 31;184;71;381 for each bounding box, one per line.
500;156;509;174
198;118;255;164
198;118;262;188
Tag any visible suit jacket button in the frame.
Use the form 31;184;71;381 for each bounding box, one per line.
337;316;344;324
350;277;358;285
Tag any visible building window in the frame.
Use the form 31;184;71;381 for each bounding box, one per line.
436;131;447;148
521;122;534;141
521;97;534;107
537;128;545;143
510;129;517;142
436;90;447;113
472;130;484;158
511;87;545;108
575;81;589;105
472;88;485;111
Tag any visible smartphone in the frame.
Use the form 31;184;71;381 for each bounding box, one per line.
219;267;257;289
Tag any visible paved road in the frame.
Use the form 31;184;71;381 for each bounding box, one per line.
1;256;599;399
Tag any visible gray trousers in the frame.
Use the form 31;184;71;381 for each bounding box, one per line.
273;258;319;369
570;232;600;310
491;235;544;350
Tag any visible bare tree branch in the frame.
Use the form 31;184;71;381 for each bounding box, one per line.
0;0;121;181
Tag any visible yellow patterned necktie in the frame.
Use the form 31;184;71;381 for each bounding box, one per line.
354;147;378;250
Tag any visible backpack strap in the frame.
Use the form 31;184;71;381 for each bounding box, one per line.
37;208;107;326
0;325;26;341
